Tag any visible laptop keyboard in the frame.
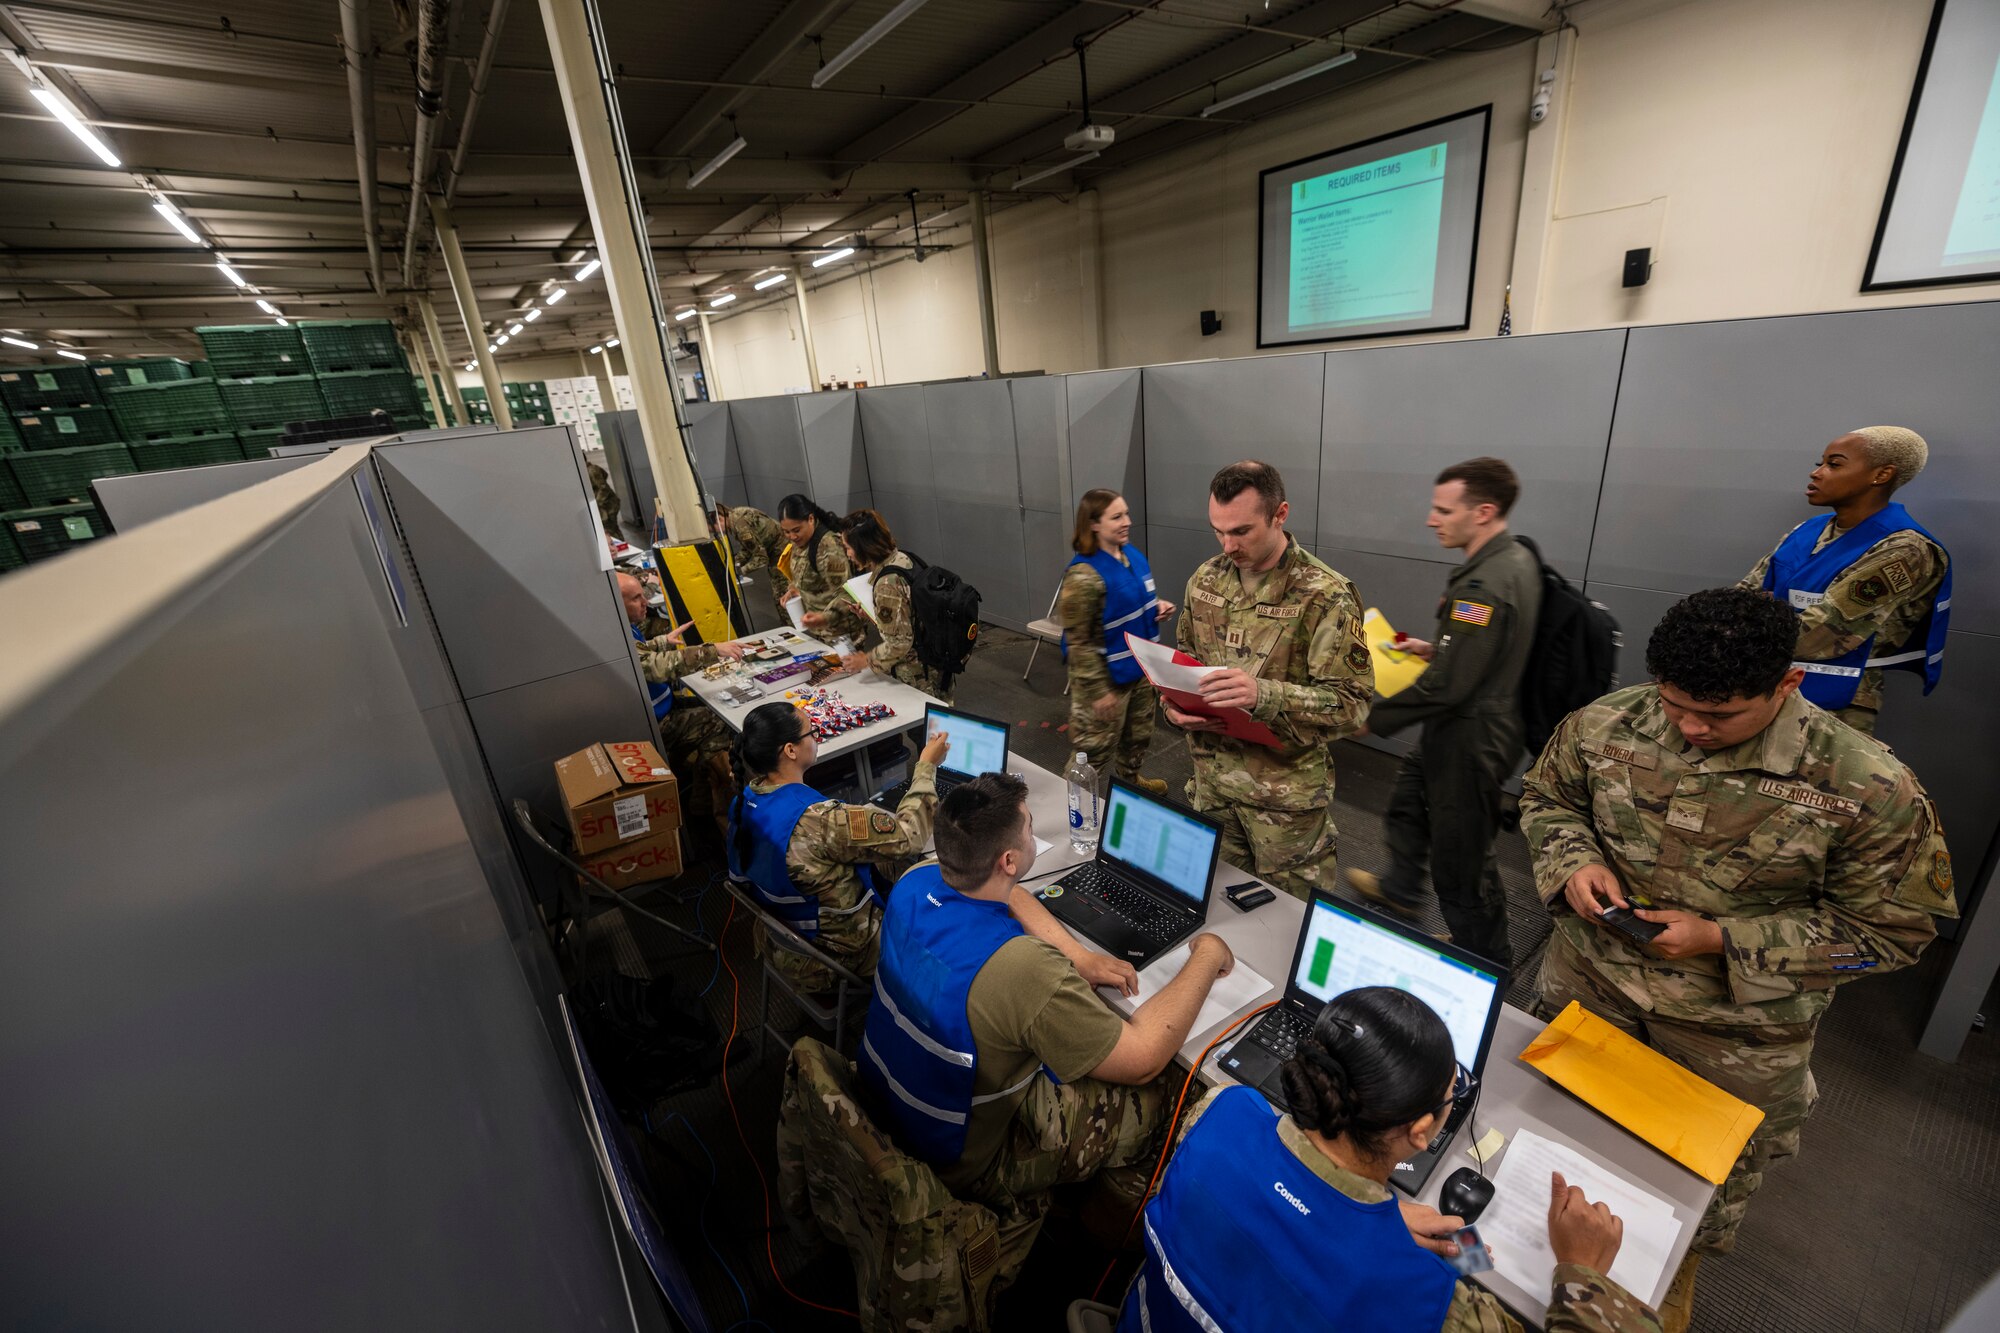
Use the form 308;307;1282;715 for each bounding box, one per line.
877;771;964;809
1254;1005;1315;1061
1065;863;1186;944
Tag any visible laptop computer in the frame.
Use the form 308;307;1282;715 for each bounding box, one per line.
1216;891;1507;1195
1033;779;1223;970
873;703;1011;809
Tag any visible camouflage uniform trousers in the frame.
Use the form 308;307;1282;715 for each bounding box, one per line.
964;1071;1173;1260
1068;678;1158;784
1189;782;1337;904
1536;935;1816;1256
763;916;882;1002
659;702;732;842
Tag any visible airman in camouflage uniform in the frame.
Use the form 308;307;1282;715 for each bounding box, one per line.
1738;426;1948;735
1524;651;1954;1274
864;548;952;700
714;502;785;577
787;517;871;645
749;760;937;996
1170;462;1373;901
587;460;621;536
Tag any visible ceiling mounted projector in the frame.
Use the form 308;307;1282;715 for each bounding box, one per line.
1065;123;1115;153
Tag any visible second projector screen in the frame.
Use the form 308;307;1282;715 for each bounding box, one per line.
1257;106;1491;347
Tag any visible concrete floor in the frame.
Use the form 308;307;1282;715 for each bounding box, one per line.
610;605;2000;1332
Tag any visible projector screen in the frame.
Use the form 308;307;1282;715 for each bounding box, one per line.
1257;106;1491;348
1865;0;2000;290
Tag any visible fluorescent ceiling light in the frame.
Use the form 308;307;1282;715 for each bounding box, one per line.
674;310;696;321
754;273;788;290
496;334;509;345
273;315;289;326
488;343;497;352
524;307;542;322
0;335;36;349
216;260;247;287
812;0;931;88
508;322;524;335
255;298;277;315
606;338;621;347
153;200;203;244
1015;153;1099;188
466;361;477;370
709;293;737;308
545;287;567;305
57;348;87;360
575;258;601;280
1201;50;1358;118
811;246;855;268
686;135;747;188
589;344;603;355
29;85;120;167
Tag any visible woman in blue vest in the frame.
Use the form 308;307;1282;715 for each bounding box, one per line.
727;702;949;996
1119;987;1660;1333
1060;489;1175;793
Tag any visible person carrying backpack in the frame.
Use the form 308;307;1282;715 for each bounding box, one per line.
1346;458;1541;970
833;509;953;701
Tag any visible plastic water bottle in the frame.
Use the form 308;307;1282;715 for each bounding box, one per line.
1066;751;1101;854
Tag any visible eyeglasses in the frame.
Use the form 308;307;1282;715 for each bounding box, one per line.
1428;1063;1477;1123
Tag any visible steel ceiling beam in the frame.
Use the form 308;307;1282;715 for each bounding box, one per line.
648;0;846;160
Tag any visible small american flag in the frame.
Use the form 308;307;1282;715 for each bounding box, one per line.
1498;284;1513;337
1451;600;1494;626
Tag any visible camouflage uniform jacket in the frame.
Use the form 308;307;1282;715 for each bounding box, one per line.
868;551;950;698
1521;684;1956;1027
588;461;620;532
1177;538;1373;810
791;524;869;643
753;762;938;966
1176;1089;1661;1332
726;505;787;579
1738;520;1947;713
636;636;718;686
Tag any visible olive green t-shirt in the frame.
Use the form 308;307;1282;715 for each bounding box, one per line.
938;935;1126;1191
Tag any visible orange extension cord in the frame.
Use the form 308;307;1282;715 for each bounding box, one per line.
1090;999;1280;1305
714;900;861;1323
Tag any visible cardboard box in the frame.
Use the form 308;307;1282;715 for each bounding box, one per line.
554;741;682;857
582;826;683;890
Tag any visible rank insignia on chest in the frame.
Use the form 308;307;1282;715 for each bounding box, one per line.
1450;600;1493;626
1225;627;1245;648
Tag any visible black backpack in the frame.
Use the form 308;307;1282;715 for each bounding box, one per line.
874;552;982;692
1515;536;1621;759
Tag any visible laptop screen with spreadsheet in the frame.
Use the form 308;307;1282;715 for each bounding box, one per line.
1098;782;1220;906
927;704;1009;781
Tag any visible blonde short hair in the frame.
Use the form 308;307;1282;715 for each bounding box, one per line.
1849;426;1928;491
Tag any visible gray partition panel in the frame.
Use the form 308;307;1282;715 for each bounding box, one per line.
1143;353;1325;544
0;482;639;1327
1589;302;2000;634
936;497;1031;629
856;384;933;491
727;394;810;490
925;380;1020;505
1143;523;1226;619
1010;376;1069;515
1318;330;1624;572
95;454;319;531
873;485;943;568
797;391;872;508
374;429;632;700
1023;508;1071;623
596;408;658;538
1314;544;1461;645
464;661;662;836
684;399;739;487
1067;369;1146;540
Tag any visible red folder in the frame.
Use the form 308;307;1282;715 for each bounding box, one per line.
1125;633;1283;748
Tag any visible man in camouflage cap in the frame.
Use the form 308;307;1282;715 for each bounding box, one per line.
1738;426;1950;735
1523;586;1956;1331
1165;461;1374;901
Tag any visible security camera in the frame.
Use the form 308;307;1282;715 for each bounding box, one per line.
1530;90;1551;123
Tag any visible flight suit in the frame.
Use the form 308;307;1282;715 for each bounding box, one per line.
1176;538;1373;901
1367;531;1542;967
1522;684;1955;1254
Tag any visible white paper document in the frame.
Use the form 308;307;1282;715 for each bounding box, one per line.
1124;633;1218;690
1114;944;1272;1040
1034;836;1054;858
844;573;879;623
1482;1129;1683;1304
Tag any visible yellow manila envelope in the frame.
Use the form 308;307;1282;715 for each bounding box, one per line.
1364;608;1429;697
1520;1001;1765;1185
776;542;795;585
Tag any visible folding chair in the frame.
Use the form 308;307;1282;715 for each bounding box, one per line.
720;874;872;1059
511;799;712;962
1022;582;1070;694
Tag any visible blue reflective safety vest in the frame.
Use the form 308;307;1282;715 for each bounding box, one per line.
630;622;672;720
1063;545;1160;688
1762;502;1951;711
1117;1085;1459;1333
726;782;885;937
859;864;1045;1167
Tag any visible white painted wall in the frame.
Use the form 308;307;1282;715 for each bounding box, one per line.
691;0;2000;397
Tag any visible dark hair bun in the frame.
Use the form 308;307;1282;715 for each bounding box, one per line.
1277;987;1455;1159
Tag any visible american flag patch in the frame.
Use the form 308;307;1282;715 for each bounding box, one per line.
1450;600;1493;626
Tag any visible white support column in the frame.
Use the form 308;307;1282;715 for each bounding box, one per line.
598;345;619;402
969;190;1001;377
538;0;707;543
696;310;726;401
792;268;821;391
426;195;514;430
418;295;468;423
1506;27;1575;335
407;329;448;428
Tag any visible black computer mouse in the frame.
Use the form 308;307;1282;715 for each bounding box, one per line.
1440;1167;1495;1225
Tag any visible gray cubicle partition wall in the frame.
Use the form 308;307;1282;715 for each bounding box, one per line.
0;452;658;1328
855;382;941;569
729;393;813;516
1011;375;1073;624
1064;366;1150;574
797;389;874;519
96;453;323;530
924;378;1036;629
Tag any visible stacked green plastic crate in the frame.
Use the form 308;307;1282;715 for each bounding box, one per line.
197;324;311;378
88;357;194;389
